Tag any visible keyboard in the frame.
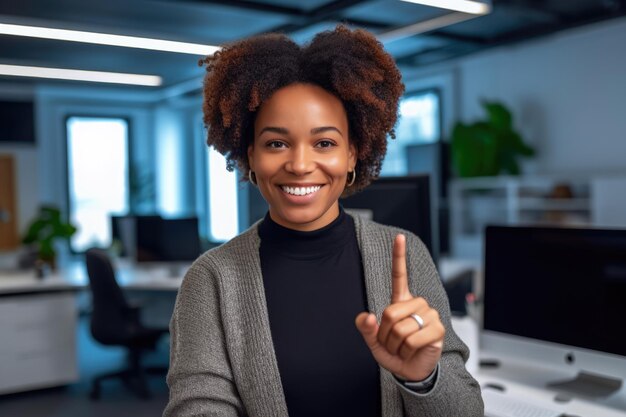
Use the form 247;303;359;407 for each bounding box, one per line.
483;389;563;417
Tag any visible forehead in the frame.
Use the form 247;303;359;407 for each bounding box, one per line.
255;83;348;129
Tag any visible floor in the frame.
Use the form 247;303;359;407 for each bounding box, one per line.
0;316;170;417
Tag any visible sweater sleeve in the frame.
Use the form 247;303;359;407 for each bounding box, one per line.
163;257;245;417
399;232;484;417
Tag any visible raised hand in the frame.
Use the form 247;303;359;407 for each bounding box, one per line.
355;234;444;381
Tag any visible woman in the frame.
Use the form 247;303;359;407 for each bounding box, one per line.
164;26;483;417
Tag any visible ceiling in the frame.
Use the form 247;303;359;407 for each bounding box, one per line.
0;0;624;93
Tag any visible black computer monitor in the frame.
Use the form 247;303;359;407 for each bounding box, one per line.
111;215;201;262
341;175;434;260
135;215;166;262
157;218;202;262
482;225;626;395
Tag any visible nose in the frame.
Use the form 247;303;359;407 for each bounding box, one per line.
285;145;315;176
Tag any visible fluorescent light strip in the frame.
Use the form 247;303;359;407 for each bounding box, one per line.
378;11;480;43
399;0;490;15
0;23;220;56
0;64;162;86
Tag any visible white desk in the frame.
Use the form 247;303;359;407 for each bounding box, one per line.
0;261;186;395
0;260;186;296
451;317;626;417
474;361;626;417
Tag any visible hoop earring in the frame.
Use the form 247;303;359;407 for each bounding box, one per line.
248;169;257;186
347;170;356;187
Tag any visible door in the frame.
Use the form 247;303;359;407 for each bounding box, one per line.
0;154;18;250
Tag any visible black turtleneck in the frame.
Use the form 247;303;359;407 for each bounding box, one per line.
258;208;381;417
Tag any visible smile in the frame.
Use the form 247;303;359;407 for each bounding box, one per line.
280;185;322;196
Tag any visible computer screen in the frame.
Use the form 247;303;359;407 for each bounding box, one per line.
341;175;434;261
111;215;201;262
482;225;626;385
157;218;202;262
132;215;164;262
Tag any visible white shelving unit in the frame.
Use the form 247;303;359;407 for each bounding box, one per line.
449;175;626;260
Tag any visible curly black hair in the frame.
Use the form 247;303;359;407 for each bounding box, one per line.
199;25;404;195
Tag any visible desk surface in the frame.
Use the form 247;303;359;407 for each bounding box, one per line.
0;260;186;295
0;257;474;296
449;318;626;417
475;365;626;417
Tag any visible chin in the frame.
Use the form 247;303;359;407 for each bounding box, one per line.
273;204;332;229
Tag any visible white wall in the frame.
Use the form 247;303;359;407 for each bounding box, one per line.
154;96;202;217
403;17;626;176
459;17;626;176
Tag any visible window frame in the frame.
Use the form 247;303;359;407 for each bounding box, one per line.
396;87;443;145
381;87;443;177
194;116;246;245
63;114;133;254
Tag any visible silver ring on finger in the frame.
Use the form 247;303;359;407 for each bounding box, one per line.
410;313;425;330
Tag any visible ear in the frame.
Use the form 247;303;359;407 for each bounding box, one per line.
348;142;357;171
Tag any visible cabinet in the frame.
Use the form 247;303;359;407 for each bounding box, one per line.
0;292;78;394
450;175;626;260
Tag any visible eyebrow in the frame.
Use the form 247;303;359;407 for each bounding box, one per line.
259;126;343;137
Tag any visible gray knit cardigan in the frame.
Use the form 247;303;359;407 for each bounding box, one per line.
164;214;484;417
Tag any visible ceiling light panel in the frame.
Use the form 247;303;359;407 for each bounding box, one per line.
0;23;220;55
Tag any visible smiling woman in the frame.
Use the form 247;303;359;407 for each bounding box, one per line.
164;25;483;417
248;83;356;231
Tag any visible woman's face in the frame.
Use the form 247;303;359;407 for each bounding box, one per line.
248;83;356;232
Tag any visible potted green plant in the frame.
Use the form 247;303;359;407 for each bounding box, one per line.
22;205;77;270
451;101;536;177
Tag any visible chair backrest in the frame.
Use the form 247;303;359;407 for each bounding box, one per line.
85;248;131;344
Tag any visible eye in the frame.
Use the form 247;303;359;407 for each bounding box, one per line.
266;140;287;149
316;140;336;148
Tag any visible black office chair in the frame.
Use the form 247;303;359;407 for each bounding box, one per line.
85;248;168;400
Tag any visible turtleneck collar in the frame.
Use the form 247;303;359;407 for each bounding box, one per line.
257;206;353;260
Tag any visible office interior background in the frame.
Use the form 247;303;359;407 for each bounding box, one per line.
1;0;626;416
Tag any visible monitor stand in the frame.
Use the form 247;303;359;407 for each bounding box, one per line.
547;371;622;398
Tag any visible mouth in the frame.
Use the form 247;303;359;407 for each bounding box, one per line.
280;184;323;196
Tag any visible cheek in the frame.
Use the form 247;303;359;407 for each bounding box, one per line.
253;155;281;178
321;154;350;176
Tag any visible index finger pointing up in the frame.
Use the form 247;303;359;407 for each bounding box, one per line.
391;234;411;303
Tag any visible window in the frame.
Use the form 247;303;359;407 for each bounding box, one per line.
206;145;239;241
380;90;441;176
66;117;129;252
196;122;240;243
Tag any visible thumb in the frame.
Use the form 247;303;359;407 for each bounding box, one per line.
355;312;380;350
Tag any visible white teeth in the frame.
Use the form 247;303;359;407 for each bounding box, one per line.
281;185;321;196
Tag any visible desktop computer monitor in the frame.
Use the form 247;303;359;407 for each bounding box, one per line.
110;215;162;258
341;175;434;261
482;225;626;396
111;215;201;263
157;218;202;262
136;217;201;263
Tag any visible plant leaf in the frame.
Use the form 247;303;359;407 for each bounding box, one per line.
483;101;512;131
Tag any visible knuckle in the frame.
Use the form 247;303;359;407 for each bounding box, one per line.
406;336;420;350
382;307;398;322
391;325;404;339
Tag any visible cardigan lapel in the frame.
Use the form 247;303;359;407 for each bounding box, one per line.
220;224;289;417
352;215;404;417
